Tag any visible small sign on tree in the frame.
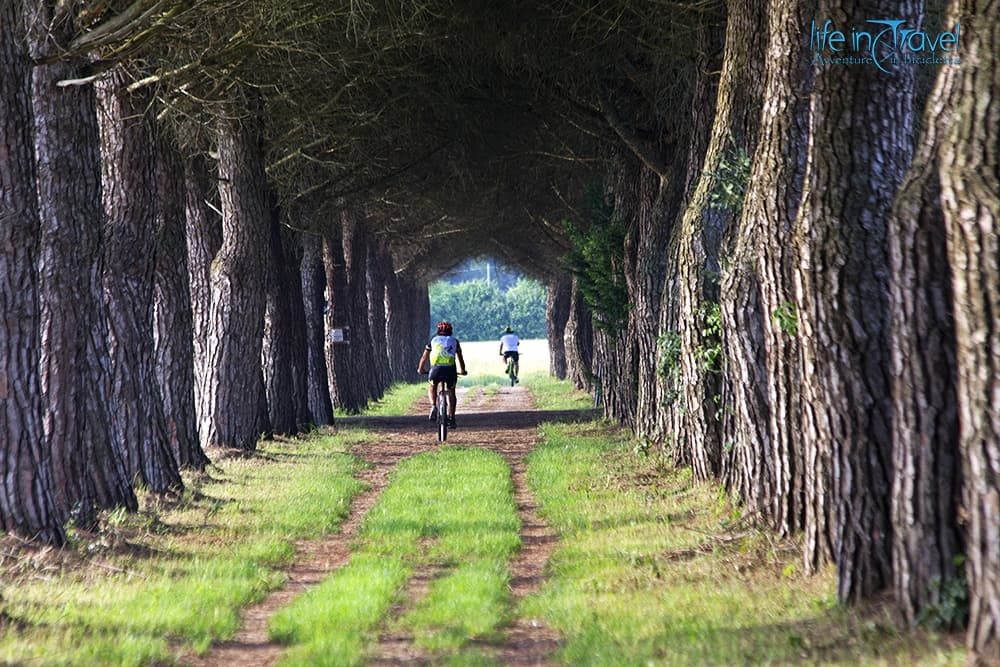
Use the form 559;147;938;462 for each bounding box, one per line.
329;326;350;345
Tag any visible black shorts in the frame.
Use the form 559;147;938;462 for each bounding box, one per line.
428;365;458;388
503;351;519;362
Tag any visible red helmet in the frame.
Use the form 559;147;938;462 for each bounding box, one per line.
436;320;453;335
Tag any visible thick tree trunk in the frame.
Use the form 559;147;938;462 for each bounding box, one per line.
546;276;571;379
385;268;415;383
0;0;65;544
204;105;271;450
719;0;813;533
323;221;360;411
657;13;723;464
366;241;394;395
154;135;208;471
97;70;182;492
935;0;1000;657
282;229;312;431
184;154;222;445
564;277;593;391
672;0;767;481
263;208;299;436
301;232;335;425
887;13;962;626
29;4;136;519
343;212;382;406
794;0;918;600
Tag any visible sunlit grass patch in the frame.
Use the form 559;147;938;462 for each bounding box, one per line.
0;432;367;665
524;422;965;666
522;372;593;411
269;446;519;664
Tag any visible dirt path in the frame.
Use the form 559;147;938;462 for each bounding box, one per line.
188;386;592;666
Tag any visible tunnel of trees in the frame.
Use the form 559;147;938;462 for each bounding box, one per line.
1;0;997;661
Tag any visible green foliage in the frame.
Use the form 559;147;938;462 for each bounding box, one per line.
773;301;798;337
429;276;546;341
707;135;752;213
657;331;683;407
918;558;969;632
698;301;723;375
563;187;629;333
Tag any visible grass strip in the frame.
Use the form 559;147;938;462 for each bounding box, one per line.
0;431;368;666
524;422;965;666
270;446;520;664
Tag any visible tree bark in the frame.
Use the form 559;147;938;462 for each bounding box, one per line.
323;220;359;411
0;0;65;544
564;277;594;391
97;69;182;492
719;0;814;535
29;1;136;520
154;134;208;470
282;228;312;431
204;104;271;450
366;240;394;395
546;276;571;379
672;0;768;481
385;267;416;383
886;9;963;625
263;207;299;436
184;154;223;446
301;232;335;425
794;0;919;600
935;0;1000;657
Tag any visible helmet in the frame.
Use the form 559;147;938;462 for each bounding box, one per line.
504;326;513;334
436;320;453;335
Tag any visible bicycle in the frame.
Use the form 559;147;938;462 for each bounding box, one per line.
422;370;467;442
505;355;518;386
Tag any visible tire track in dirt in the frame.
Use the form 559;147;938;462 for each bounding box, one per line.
367;385;562;666
190;387;593;666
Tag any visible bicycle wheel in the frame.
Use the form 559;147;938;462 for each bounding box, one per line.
437;390;448;441
507;360;516;386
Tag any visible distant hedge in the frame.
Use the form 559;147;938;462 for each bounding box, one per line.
429;277;547;341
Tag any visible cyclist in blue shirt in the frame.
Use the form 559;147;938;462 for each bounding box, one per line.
416;321;468;426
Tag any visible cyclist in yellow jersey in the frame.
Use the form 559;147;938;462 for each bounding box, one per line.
416;321;468;426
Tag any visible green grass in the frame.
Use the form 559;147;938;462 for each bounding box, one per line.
524;422;965;666
0;431;368;666
269;446;520;664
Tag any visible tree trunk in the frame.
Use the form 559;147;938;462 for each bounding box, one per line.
324;220;357;411
204;104;271;450
794;0;919;600
97;70;182;492
343;212;382;406
564;277;593;391
154;134;208;471
29;3;136;519
719;0;814;534
366;240;394;394
0;0;65;544
385;268;415;383
184;154;223;445
263;207;299;436
657;12;723;465
886;11;963;626
936;0;1000;656
546;276;571;379
301;232;335;425
282;228;312;431
672;0;768;481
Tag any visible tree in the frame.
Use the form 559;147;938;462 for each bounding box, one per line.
0;0;65;544
935;0;1000;656
794;0;920;600
97;69;182;491
203;98;272;450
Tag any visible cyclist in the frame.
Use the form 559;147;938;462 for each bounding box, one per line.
499;326;520;382
417;320;468;427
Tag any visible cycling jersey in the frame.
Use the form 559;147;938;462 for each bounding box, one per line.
427;335;458;366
